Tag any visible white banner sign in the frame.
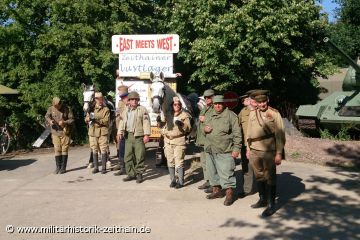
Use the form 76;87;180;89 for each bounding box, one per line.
112;34;179;54
118;53;173;77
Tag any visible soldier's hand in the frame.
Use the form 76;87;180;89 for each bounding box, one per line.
199;116;205;123
204;125;212;133
246;150;251;159
231;151;240;159
59;120;65;127
275;153;282;165
143;135;149;144
50;120;55;125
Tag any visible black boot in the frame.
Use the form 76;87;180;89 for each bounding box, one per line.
262;185;276;217
54;156;61;174
101;154;107;174
175;167;184;189
169;167;176;188
251;181;267;208
92;152;99;174
59;155;68;174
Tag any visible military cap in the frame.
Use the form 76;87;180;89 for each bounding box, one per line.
118;85;129;97
128;91;140;99
212;95;224;103
95;92;103;98
250;90;269;102
246;89;260;99
173;96;181;103
52;96;61;105
203;89;215;97
239;94;249;100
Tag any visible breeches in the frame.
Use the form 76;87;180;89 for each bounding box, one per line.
249;149;276;185
52;134;70;156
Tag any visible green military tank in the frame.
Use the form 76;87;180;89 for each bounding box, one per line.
296;37;360;134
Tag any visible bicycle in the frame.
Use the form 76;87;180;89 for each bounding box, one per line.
0;122;11;154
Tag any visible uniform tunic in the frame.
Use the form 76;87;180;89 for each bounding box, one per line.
45;105;74;155
246;107;285;185
204;108;242;189
161;110;191;168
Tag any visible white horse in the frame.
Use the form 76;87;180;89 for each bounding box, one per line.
149;72;205;138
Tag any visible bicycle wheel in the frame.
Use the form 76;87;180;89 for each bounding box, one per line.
0;132;11;154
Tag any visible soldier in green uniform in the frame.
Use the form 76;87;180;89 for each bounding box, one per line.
237;90;258;197
45;97;74;174
246;90;285;217
159;97;191;188
85;92;110;174
196;89;215;191
117;91;151;183
114;85;129;175
204;95;242;206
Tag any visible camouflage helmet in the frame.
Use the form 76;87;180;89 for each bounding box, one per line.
127;91;140;99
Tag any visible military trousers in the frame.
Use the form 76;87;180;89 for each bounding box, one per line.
249;149;276;185
198;147;209;181
124;132;146;177
205;152;236;189
52;134;70;156
164;142;185;169
241;145;256;194
89;135;108;154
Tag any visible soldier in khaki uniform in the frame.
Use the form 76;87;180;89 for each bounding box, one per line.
246;90;285;217
85;92;110;174
114;85;129;175
195;89;215;192
45;97;74;174
204;95;242;206
117;91;151;183
159;97;191;189
237;90;258;197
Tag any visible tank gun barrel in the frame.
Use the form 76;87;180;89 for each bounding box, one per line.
323;37;360;72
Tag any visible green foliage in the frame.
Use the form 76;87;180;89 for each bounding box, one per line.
158;0;334;111
319;125;352;141
0;0;155;147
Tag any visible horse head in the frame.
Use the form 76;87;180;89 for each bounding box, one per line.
82;83;95;112
150;72;166;113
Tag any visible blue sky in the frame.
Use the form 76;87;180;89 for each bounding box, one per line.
320;0;339;22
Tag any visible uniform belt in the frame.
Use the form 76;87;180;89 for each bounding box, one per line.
247;133;274;145
165;134;185;140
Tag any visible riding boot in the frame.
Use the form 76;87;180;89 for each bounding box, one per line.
59;155;68;174
175;167;184;189
101;154;107;174
92;152;99;174
262;184;277;217
87;152;93;168
169;167;176;188
224;188;235;206
251;181;267;208
54;156;61;174
206;186;225;199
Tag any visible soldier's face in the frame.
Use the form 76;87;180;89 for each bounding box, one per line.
257;100;268;111
129;98;139;108
95;97;103;105
250;98;257;108
205;96;213;106
243;98;250;106
214;103;224;113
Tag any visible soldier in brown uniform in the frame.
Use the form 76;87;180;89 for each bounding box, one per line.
85;92;110;174
114;85;128;175
237;90;258;197
159;97;191;188
117;91;151;183
246;90;285;217
45;97;74;174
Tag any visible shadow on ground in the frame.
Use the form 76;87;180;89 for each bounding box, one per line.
221;171;360;240
325;143;360;172
0;158;37;171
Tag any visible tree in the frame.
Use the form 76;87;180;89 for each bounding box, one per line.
158;0;334;114
0;0;156;146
